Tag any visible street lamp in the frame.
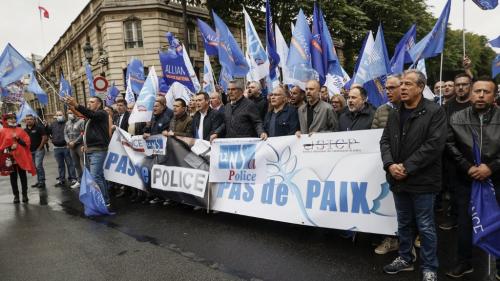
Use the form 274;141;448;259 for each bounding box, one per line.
83;41;108;66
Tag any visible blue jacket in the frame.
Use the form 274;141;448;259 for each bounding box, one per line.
264;104;299;137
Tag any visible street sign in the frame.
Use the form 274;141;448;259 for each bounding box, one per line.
93;76;108;92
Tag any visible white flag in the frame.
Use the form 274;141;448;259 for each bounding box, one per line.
128;66;158;124
125;75;135;104
244;8;270;81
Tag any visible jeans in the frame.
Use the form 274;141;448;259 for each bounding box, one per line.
393;191;438;272
10;165;27;197
69;144;83;179
86;151;109;204
31;150;45;183
54;147;77;182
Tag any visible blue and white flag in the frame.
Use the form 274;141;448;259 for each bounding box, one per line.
165;82;193;110
181;42;201;93
244;8;270;81
126;58;145;95
26;73;48;105
159;32;198;93
85;63;96;97
213;10;249;77
125;75;135;104
390;24;416;75
16;100;38;123
286;9;317;90
128;66;158;124
353;24;390;86
202;51;216;93
489;35;500;48
351;31;375;86
472;0;498;9
158;76;169;96
197;19;219;56
409;0;451;63
59;73;72;97
311;3;327;85
219;66;233;92
493;55;500;78
0;43;34;87
266;0;280;80
470;133;500;257
79;168;112;217
105;82;120;107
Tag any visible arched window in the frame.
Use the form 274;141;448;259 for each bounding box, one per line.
124;17;143;49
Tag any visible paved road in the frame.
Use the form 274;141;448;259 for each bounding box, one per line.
0;150;494;281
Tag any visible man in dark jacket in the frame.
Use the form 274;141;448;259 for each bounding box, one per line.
49;111;77;187
112;99;130;132
445;77;500;279
143;100;173;138
65;96;111;206
24;114;47;188
220;80;267;140
264;85;299;137
380;70;447;281
247;81;268;121
338;86;375;131
192;92;224;141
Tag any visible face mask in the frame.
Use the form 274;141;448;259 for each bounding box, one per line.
56;116;65;122
68;114;75;120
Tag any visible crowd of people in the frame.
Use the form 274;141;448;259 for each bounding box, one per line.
0;60;499;281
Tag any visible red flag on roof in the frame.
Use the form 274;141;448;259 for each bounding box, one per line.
38;6;49;19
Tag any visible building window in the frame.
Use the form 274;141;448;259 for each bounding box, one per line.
96;25;103;51
187;25;197;51
78;43;82;66
124;18;143;49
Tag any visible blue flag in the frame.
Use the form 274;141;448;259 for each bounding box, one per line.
493;55;500;78
0;44;35;87
364;76;388;108
159;32;197;93
354;24;390;86
489;35;500;48
266;0;280;80
219;66;233;92
79;168;112;216
286;9;317;89
311;3;327;85
345;32;373;90
16;100;38;123
128;66;158;124
213;10;249;77
26;73;48;105
197;19;219;57
409;0;451;63
158;76;169;96
105;82;120;107
472;0;498;9
59;73;72;97
202;51;216;93
390;24;416;75
244;8;270;81
85;63;96;97
126;58;145;95
470;133;500;257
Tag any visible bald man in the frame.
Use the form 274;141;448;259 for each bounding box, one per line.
297;80;337;134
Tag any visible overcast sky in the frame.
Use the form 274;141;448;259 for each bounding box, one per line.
0;0;498;58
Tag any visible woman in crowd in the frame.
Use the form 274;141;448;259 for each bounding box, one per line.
330;94;346;118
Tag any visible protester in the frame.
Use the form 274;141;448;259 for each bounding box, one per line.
165;98;193;137
188;96;197;117
433;81;445;98
64;96;111;207
330;95;346;118
113;99;130;132
372;75;402;130
64;111;84;188
443;80;455;104
221;80;267;140
0;113;36;203
191;92;224;142
247;81;268;120
143;100;173;139
445;77;500;279
290;85;306;108
210;92;224;112
380;70;447;281
320;86;329;102
49;111;78;188
264;85;299;137
338;86;375;131
24;114;47;189
297;80;337;134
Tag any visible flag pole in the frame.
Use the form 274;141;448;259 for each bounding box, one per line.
439;52;444;105
462;0;466;57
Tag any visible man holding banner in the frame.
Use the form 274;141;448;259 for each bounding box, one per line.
445;77;500;279
380;70;446;281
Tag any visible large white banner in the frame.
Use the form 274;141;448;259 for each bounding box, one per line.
151;165;209;198
209;130;398;235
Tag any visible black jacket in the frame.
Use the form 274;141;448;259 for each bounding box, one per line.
49;121;67;147
222;97;265;138
249;95;268;121
380;98;447;193
191;108;224;141
113;111;130;131
263;104;299;137
446;106;500;187
144;108;174;135
76;105;110;149
338;104;375;131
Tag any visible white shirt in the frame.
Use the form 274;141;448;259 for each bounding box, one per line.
197;111;207;139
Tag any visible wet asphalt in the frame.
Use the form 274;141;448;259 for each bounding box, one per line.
0;150;495;281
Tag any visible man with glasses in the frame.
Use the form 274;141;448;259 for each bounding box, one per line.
372;75;402;130
264;85;299;137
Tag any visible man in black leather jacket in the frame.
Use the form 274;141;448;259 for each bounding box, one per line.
380;70;447;281
445;77;500;279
